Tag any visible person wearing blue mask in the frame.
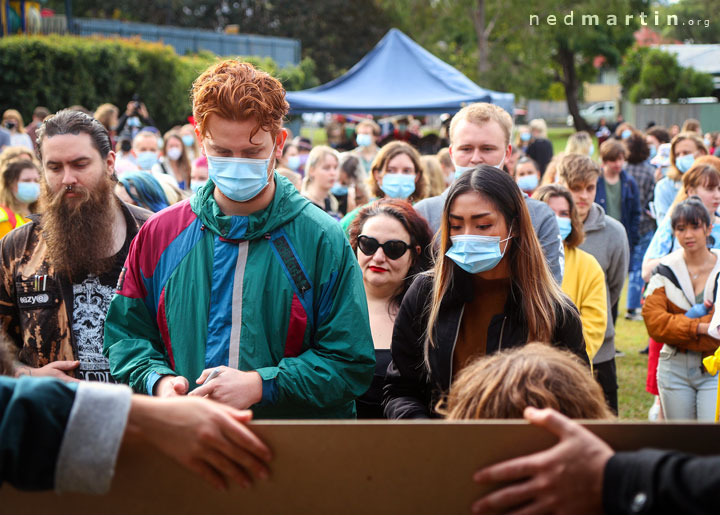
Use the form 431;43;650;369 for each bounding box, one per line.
413;102;564;285
103;60;374;423
513;156;541;196
384;165;586;419
277;142;300;173
131;130;161;172
515;125;531;153
179;123;199;161
352;119;381;176
645;126;670;177
533;184;608;364
654;132;708;225
0;158;41;239
340;141;427;234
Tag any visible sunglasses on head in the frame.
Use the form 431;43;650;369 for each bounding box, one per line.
357;235;412;260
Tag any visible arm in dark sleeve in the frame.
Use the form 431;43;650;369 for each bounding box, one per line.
604;449;720;515
115;112;129;134
0;376;77;490
383;275;433;419
628;178;641;249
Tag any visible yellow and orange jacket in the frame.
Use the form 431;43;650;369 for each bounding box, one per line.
642;248;720;356
0;206;28;240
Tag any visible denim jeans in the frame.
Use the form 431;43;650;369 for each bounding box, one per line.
627;231;653;311
657;344;718;421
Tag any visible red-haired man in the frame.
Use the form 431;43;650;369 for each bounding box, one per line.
104;61;375;431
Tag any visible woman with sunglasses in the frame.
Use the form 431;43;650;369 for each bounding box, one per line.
348;199;433;418
385;166;587;419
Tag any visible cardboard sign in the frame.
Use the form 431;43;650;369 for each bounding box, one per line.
4;420;720;514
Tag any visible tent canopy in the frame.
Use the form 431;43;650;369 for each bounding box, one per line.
286;29;514;115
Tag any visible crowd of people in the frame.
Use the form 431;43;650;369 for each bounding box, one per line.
2;58;720;513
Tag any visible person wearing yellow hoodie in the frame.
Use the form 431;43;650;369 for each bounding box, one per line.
534;184;607;364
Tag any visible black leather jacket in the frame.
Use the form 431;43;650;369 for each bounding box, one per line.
383;267;587;419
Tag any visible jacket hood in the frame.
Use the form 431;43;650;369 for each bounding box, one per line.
583;203;607;232
190;172;310;240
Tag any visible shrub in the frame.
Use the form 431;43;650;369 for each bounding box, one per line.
0;35;318;131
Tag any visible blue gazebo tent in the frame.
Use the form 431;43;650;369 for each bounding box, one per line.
286;28;514;115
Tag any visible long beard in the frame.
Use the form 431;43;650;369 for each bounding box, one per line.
40;174;119;281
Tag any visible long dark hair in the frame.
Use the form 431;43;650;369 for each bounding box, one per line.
349;198;433;313
427;165;570;362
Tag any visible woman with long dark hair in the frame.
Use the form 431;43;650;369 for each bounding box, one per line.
384;165;587;419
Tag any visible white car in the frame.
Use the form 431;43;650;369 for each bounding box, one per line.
567;101;617;127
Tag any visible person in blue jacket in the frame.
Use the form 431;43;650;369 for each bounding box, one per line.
594;139;641;250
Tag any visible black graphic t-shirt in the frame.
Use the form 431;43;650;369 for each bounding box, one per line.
72;229;131;383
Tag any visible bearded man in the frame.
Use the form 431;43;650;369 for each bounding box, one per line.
0;109;151;382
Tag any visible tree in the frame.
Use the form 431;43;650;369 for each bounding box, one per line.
45;0;393;84
619;46;714;102
657;0;720;44
381;0;645;131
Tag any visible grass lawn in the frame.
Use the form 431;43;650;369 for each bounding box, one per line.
615;281;654;420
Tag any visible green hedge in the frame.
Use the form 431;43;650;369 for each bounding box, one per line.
0;35;319;132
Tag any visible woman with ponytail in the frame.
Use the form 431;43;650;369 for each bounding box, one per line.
384;165;587;419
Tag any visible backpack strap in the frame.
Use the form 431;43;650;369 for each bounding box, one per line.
267;228;314;355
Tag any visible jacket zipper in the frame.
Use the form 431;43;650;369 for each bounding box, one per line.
448;305;465;381
498;316;507;351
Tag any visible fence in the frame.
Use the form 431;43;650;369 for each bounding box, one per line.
39;17;301;67
623;101;720;132
526;100;569;126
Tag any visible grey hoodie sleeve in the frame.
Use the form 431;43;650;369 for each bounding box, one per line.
525;198;564;284
605;218;630;307
54;382;133;495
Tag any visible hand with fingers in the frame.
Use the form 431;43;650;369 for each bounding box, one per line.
154;375;190;396
189;366;263;410
18;360;81;382
471;407;614;515
125;395;272;491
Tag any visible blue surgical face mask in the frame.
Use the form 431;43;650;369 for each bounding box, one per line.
182;135;195;147
520;132;531;142
287;155;301;171
380;173;416;199
445;229;513;274
136;151;159;170
588;145;595;157
190;180;206;193
207;145;275;202
331;182;348;196
676;154;696;174
621;129;632;140
356;133;372;147
516;174;539;192
15;182;40;204
648;145;657;160
556;216;572;241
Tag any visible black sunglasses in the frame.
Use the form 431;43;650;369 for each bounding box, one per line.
357;235;411;260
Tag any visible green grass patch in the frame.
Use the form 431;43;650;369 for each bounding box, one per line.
615;281;655;421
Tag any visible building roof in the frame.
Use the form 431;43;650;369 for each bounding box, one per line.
657;44;720;75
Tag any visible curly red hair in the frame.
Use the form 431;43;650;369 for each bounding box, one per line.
191;60;289;143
